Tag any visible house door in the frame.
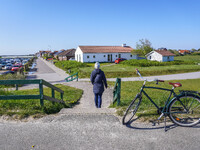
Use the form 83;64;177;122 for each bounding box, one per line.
107;54;112;62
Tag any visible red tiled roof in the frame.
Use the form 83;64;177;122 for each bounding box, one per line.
79;46;133;53
155;50;175;56
178;50;190;53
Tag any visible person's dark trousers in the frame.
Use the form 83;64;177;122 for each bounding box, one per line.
94;93;102;108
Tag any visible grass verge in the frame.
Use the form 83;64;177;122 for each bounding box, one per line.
0;84;83;119
109;78;200;122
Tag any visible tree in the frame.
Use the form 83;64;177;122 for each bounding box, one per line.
132;39;153;56
191;48;197;52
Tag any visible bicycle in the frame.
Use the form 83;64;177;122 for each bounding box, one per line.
122;69;200;131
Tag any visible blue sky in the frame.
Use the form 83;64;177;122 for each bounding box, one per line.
0;0;199;55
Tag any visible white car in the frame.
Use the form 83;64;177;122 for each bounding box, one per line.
5;64;13;70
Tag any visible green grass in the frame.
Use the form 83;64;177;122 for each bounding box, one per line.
109;78;200;122
174;55;200;63
0;84;83;119
79;63;200;78
54;55;200;78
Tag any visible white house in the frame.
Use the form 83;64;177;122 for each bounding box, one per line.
146;50;175;62
75;44;137;63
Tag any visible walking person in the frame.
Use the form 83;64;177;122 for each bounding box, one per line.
90;62;107;108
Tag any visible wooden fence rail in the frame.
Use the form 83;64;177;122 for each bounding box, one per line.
65;72;78;82
0;79;65;106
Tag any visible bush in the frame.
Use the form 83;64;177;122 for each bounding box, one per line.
55;60;88;74
191;52;200;56
121;59;194;67
0;74;25;80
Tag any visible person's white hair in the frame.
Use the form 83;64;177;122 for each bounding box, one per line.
94;62;100;69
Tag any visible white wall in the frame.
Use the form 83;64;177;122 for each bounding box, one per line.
75;47;83;62
147;51;174;62
146;52;163;62
82;53;137;63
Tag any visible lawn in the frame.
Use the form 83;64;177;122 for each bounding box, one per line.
56;55;200;78
79;63;200;78
0;84;83;119
174;55;200;63
109;78;200;121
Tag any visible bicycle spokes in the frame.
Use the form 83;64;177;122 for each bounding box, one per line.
169;95;200;126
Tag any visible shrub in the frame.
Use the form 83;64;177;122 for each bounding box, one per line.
55;60;88;74
0;74;25;80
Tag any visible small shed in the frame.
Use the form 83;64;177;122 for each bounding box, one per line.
146;50;175;62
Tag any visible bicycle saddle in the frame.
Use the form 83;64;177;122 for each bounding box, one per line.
169;82;182;88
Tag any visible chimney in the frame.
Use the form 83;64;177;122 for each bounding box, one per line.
122;44;126;47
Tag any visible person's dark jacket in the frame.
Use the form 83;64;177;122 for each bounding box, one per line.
90;69;107;94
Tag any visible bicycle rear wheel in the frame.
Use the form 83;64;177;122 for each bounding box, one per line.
122;94;142;125
169;94;200;127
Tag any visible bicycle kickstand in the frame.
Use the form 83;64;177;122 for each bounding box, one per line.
164;114;167;132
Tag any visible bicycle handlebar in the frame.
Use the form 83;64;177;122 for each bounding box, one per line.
136;68;165;83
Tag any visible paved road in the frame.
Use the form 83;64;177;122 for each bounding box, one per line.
1;114;200;150
27;58;69;82
1;58;200;150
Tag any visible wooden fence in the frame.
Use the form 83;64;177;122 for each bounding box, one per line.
65;72;78;82
0;79;65;106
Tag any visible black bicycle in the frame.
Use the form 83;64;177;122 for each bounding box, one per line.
122;69;200;130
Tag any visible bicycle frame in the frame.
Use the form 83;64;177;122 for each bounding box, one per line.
138;81;178;114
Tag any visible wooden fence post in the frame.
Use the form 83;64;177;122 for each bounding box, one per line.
39;80;44;107
15;84;18;91
117;78;121;106
52;89;55;105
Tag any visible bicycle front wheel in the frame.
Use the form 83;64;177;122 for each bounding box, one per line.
122;94;142;125
169;94;200;127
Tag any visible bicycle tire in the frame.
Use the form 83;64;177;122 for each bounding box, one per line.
168;94;200;127
122;94;142;125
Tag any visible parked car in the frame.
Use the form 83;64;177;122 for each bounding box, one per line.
0;62;7;67
114;58;127;64
0;71;15;75
11;64;21;71
5;64;13;70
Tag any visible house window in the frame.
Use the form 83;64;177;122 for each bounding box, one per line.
118;54;121;58
116;55;117;57
149;56;151;59
87;56;89;59
93;55;95;58
130;55;132;57
168;56;170;60
104;55;106;57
